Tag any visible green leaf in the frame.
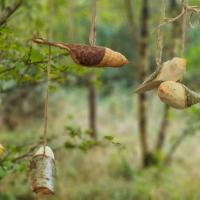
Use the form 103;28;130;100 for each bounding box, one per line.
104;135;114;141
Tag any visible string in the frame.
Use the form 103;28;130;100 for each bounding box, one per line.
180;0;188;56
156;0;166;66
43;45;51;154
89;0;97;46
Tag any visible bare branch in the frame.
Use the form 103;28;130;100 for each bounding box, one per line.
0;0;22;26
0;66;16;74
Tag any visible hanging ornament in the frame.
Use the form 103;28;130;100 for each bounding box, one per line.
158;81;200;109
135;57;186;94
0;144;5;158
32;38;128;68
29;45;55;195
30;146;56;195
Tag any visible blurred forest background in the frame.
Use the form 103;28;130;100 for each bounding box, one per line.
1;0;200;199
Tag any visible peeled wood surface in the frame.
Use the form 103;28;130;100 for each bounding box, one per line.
135;57;186;94
30;155;56;195
34;146;55;160
158;81;186;109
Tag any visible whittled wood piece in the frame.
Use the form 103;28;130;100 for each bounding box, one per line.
30;146;56;195
158;81;200;109
32;37;128;68
0;144;5;158
135;57;186;94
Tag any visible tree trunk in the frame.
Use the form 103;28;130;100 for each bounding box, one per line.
138;0;150;167
88;74;97;139
87;0;98;140
156;104;169;150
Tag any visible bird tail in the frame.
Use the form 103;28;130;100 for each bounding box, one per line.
32;37;70;51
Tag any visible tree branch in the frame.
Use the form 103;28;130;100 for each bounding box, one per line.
164;130;188;164
155;104;169;150
0;0;22;26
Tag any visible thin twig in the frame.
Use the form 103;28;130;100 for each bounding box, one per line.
43;45;51;153
180;0;188;56
154;5;200;31
164;130;188;164
17;45;33;83
0;0;22;26
0;53;67;76
0;66;16;74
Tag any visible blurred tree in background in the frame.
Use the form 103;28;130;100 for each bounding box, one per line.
1;0;200;199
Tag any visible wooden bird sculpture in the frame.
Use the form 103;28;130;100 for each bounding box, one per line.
32;38;128;68
158;81;200;109
135;57;186;94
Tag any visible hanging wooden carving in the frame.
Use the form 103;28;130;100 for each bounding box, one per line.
158;81;200;109
32;38;128;68
30;146;56;195
135;57;186;93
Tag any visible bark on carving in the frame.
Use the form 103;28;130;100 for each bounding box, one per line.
32;38;128;68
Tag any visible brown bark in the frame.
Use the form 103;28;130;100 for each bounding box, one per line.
156;104;169;150
138;0;150;167
124;0;152;166
0;0;22;26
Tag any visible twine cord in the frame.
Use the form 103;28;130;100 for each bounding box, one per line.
43;45;51;155
89;0;97;46
181;0;188;56
156;0;166;66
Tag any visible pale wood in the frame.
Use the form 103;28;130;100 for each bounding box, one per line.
158;81;200;109
30;146;56;195
34;146;55;160
135;57;186;93
158;81;186;109
98;48;128;68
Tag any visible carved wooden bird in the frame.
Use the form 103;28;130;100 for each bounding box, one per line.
32;38;128;68
135;57;186;94
158;81;200;109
